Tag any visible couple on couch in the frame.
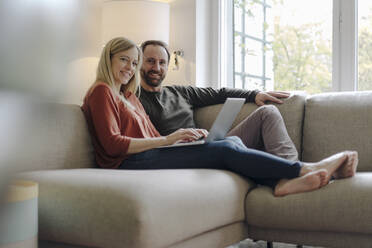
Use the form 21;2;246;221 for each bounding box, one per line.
81;37;358;197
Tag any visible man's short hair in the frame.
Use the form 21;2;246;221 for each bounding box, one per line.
140;40;170;64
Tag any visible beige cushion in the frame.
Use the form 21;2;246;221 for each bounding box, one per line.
303;91;372;171
21;103;95;171
194;92;306;159
245;173;372;235
20;169;254;248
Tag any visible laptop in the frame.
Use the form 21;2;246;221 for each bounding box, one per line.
159;98;245;148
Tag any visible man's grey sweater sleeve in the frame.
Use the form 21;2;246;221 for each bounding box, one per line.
171;85;260;108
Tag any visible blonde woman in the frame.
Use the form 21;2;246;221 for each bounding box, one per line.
82;37;358;197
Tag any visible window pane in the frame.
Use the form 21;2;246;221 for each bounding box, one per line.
264;79;273;91
233;0;332;94
245;77;263;91
272;0;332;93
244;38;262;76
265;44;274;90
235;74;243;89
245;1;263;39
234;4;243;33
358;0;372;91
234;35;242;73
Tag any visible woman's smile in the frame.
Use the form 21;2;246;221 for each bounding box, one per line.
120;70;132;79
111;46;138;86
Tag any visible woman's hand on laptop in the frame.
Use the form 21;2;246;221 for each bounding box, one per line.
185;128;208;141
195;129;208;140
165;128;208;145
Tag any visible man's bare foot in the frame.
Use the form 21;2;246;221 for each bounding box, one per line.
274;169;328;197
333;151;358;179
301;152;349;184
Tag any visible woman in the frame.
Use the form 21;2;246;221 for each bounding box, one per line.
81;37;358;197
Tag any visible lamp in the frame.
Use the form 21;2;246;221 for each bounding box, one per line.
172;50;184;70
102;0;170;45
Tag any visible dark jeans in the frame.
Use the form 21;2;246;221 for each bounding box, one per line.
119;136;302;188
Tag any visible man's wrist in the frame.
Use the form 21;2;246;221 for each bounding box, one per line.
250;90;261;103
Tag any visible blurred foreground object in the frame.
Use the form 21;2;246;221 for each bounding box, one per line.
0;92;32;196
0;0;101;242
0;180;38;248
0;0;100;194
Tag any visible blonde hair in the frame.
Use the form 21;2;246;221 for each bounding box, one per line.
94;37;142;106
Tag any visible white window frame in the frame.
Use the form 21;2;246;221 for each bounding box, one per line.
333;0;358;91
219;0;359;92
219;0;234;88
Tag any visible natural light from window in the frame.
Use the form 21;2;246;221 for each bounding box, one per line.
358;0;372;91
233;0;332;94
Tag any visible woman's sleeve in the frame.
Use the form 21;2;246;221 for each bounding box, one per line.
88;85;131;157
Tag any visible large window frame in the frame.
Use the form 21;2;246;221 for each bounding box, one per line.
233;0;272;90
219;0;358;92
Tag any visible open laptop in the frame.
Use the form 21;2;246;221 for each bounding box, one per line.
159;98;245;148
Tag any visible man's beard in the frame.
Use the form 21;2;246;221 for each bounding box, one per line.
141;69;165;88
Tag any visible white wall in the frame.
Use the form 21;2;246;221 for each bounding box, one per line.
163;0;196;86
64;1;102;104
164;0;218;88
0;0;217;104
195;0;219;88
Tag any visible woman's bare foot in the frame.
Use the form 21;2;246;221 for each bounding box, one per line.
274;169;328;197
301;152;349;184
333;151;358;179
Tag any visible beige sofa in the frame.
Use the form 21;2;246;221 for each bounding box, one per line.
18;91;372;248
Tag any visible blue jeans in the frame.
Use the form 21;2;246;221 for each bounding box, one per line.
119;136;302;188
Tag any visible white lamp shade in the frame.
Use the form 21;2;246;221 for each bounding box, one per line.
102;0;170;45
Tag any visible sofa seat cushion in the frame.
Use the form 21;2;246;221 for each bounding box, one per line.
245;172;372;235
20;168;254;248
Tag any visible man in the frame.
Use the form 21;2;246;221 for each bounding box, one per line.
139;40;298;161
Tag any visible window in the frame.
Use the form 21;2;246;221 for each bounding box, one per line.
223;0;362;93
233;0;271;91
358;0;372;91
233;0;332;93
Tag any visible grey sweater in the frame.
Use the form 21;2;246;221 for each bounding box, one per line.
139;85;259;135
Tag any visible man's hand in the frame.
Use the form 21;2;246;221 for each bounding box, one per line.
255;91;290;106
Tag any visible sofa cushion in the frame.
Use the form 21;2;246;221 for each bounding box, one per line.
20;169;254;248
194;93;306;160
22;103;95;171
245;173;372;235
303;91;372;171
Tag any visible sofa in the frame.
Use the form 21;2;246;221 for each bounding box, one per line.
17;91;372;248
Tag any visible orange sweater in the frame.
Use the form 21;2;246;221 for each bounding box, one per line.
81;82;161;169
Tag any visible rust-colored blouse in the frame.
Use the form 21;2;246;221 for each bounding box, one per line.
81;82;161;169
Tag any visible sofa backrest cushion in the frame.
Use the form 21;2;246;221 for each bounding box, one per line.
194;93;306;160
303;91;372;171
22;103;95;171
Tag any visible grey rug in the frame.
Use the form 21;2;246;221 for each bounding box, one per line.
227;239;324;248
